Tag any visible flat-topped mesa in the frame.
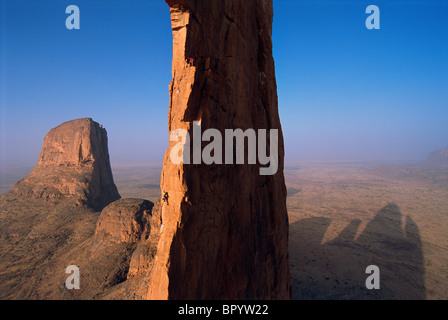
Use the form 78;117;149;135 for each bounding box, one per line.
11;118;120;210
146;0;290;299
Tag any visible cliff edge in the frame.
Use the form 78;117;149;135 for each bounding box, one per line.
146;0;291;299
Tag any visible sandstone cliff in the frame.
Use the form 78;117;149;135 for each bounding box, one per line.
10;118;120;210
52;199;162;300
146;0;291;299
0;118;123;299
0;0;290;300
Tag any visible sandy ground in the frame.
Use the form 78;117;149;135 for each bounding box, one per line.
286;162;448;299
1;161;447;299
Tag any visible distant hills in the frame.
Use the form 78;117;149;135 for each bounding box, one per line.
423;147;448;167
369;147;448;179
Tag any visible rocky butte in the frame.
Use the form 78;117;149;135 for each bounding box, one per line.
145;0;291;299
10;118;120;210
0;118;123;299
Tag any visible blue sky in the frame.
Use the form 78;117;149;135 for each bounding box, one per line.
1;0;447;165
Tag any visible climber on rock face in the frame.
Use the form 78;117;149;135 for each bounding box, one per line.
188;57;194;66
163;192;169;204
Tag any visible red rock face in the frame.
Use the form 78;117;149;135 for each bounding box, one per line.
11;118;120;210
146;0;290;299
89;198;162;281
92;198;154;248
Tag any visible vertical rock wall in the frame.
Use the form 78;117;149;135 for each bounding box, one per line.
146;0;290;299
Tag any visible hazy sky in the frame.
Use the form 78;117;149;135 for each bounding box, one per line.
1;0;447;165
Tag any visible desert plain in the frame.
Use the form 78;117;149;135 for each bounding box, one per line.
2;158;446;299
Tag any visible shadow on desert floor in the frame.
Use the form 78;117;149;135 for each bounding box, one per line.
289;203;426;299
